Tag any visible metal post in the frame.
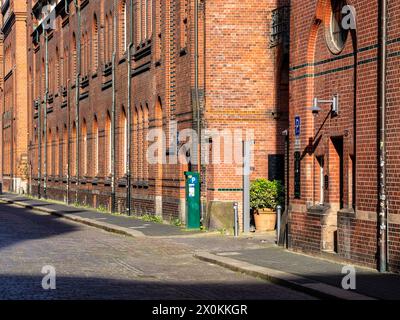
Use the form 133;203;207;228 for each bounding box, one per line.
276;205;282;244
242;140;253;233
234;202;239;237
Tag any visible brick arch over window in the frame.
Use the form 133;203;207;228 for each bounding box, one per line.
82;119;88;176
93;115;99;176
120;106;128;176
55;127;60;176
63;124;68;176
48;128;53;176
71;122;77;176
106;112;112;175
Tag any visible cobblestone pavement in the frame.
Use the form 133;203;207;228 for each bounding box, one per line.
0;203;315;300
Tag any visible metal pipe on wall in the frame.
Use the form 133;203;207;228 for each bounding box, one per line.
194;0;200;173
379;0;388;273
67;78;71;205
74;0;81;204
38;87;42;198
43;31;49;199
111;0;117;213
126;0;134;216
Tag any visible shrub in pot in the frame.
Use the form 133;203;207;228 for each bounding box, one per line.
250;179;284;231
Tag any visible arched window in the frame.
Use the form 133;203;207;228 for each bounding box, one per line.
63;124;68;175
93;14;99;72
93;116;99;176
82;120;88;176
55;128;60;176
48;129;52;176
326;0;349;54
137;105;143;180
121;107;128;175
106;112;112;175
133;107;138;180
143;104;149;181
72;122;77;176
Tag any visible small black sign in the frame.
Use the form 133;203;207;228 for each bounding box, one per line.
294;152;301;199
268;154;285;183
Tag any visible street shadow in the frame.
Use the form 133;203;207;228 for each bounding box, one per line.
0;274;315;300
0;203;79;251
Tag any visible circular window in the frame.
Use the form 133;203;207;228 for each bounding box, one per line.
325;0;349;54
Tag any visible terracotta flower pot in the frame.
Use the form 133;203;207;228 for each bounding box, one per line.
254;208;276;231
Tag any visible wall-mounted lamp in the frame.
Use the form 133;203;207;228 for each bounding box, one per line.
310;94;339;117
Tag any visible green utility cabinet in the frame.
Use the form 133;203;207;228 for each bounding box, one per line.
184;171;201;229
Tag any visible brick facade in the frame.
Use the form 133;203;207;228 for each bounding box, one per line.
0;0;29;194
0;0;288;226
289;0;400;272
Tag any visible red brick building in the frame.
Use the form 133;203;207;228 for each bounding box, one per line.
288;0;400;272
5;0;290;226
0;0;29;194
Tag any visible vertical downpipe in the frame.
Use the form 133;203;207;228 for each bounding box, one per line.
65;2;70;204
74;0;81;204
379;0;388;273
111;0;117;213
67;78;70;204
37;36;42;198
126;0;134;215
194;0;200;173
44;31;49;199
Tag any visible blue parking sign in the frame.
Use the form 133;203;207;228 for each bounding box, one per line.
295;116;301;137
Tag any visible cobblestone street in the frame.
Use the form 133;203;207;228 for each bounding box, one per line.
0;204;315;300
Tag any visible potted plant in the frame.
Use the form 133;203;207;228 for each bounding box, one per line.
250;179;284;231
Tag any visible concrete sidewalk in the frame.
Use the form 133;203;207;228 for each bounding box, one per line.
0;193;202;238
195;246;400;300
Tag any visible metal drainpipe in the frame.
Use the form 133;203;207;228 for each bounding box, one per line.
66;78;71;205
194;0;205;222
43;31;49;199
126;0;133;216
65;3;70;204
38;93;42;198
74;0;81;204
379;0;388;273
111;0;117;213
194;0;200;173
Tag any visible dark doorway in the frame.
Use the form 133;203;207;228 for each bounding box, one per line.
331;137;344;209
